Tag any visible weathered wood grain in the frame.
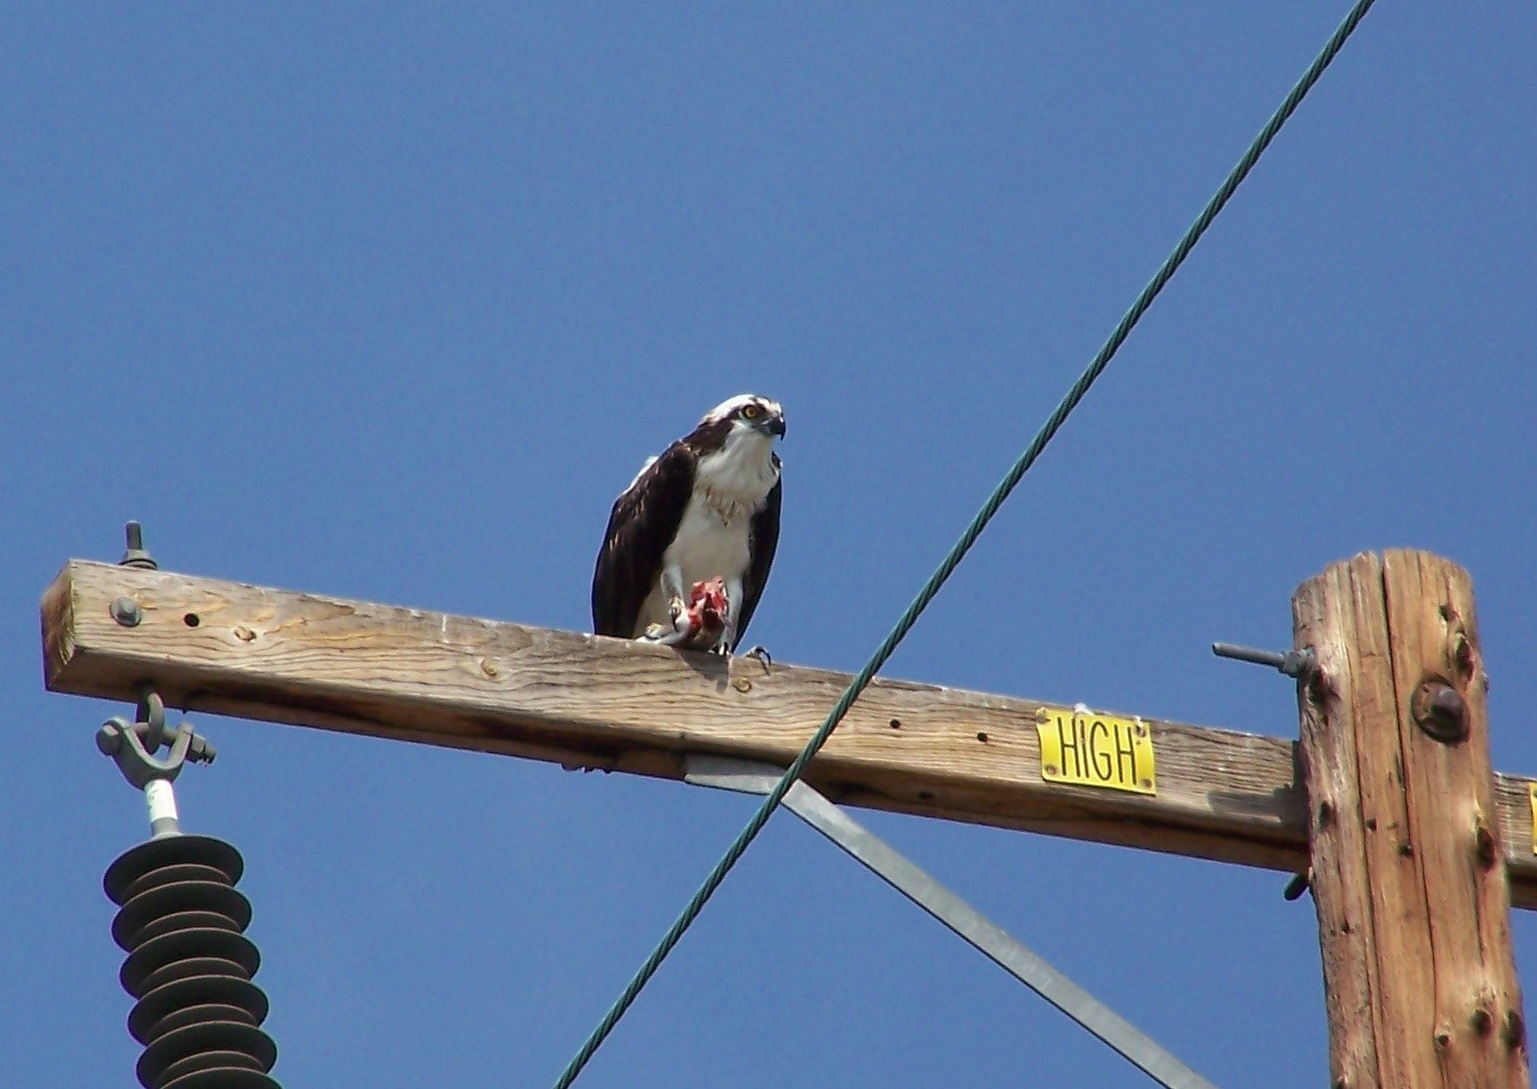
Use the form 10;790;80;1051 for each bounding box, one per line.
1295;551;1529;1089
1294;557;1385;1089
37;559;1537;911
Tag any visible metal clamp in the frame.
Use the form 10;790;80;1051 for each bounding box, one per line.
96;689;216;787
96;689;216;837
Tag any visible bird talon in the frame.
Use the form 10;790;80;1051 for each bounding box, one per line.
741;645;773;671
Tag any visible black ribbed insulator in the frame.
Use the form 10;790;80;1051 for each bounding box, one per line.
105;834;281;1089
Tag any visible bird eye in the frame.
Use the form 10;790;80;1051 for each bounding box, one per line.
741;404;761;420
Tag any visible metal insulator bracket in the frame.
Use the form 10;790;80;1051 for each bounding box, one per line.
97;690;217;791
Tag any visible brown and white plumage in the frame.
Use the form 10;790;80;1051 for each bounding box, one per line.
592;394;785;652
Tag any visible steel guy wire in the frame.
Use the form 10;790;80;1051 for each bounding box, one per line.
551;1;1379;1084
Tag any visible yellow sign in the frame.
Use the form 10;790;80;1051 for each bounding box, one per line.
1529;783;1537;854
1036;709;1156;795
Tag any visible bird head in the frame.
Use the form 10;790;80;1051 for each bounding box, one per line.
702;394;786;440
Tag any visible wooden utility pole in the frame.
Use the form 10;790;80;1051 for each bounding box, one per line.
1294;551;1527;1089
37;551;1537;1084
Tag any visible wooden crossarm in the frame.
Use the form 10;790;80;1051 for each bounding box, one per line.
40;559;1537;908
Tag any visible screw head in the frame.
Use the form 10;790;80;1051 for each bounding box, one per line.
110;597;142;627
1412;681;1468;743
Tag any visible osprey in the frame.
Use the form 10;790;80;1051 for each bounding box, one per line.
592;394;785;653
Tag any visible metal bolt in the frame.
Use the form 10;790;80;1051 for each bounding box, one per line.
119;521;159;570
1211;642;1316;678
1412;681;1468;743
1283;870;1311;901
110;597;142;627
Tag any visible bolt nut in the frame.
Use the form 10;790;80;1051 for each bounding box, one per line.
1412;681;1468;743
110;597;142;627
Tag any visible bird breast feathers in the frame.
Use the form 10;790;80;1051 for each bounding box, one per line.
692;435;779;523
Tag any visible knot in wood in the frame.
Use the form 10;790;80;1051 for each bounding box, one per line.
1452;631;1476;681
1502;1009;1527;1051
1471;1006;1494;1037
1474;814;1498;870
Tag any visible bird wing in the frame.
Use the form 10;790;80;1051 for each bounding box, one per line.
733;469;781;649
591;442;697;638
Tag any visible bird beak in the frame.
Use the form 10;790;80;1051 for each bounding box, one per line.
765;414;786;438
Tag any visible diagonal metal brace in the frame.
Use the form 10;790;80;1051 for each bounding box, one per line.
684;754;1220;1089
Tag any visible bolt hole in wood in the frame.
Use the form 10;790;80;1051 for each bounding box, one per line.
183;613;200;627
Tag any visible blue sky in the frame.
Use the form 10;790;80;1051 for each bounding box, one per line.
5;4;1536;1086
